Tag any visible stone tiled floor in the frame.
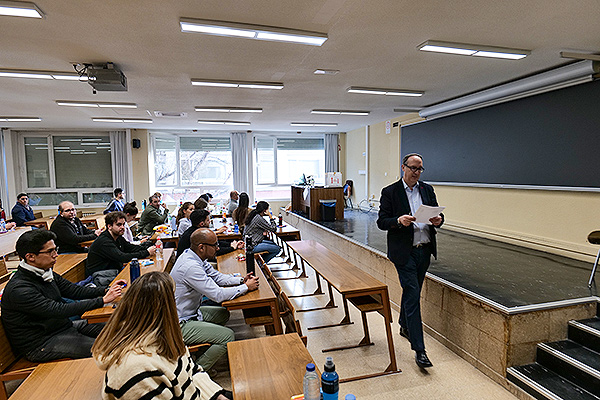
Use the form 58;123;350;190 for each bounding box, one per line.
318;209;596;307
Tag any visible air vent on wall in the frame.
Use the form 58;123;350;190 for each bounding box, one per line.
152;111;188;118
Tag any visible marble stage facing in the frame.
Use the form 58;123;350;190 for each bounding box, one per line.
283;208;599;387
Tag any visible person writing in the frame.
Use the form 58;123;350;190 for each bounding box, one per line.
1;229;125;362
377;153;443;369
92;272;231;400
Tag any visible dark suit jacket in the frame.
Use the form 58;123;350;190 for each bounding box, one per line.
377;180;444;265
50;215;97;253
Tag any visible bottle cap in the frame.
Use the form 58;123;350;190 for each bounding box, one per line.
324;356;335;372
345;395;356;400
306;363;316;372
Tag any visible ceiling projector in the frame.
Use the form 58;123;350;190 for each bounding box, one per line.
87;62;127;92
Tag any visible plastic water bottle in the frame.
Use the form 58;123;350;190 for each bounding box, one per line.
233;222;239;233
303;363;320;400
321;357;339;400
130;258;140;282
0;219;6;233
170;215;177;231
156;238;163;261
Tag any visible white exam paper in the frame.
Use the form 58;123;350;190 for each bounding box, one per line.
414;205;445;224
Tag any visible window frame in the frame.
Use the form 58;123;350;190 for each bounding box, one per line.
18;131;115;209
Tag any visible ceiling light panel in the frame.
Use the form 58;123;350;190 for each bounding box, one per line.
290;122;338;127
347;87;424;97
0;117;41;122
198;120;251;126
92;118;152;123
417;40;530;60
311;109;370;116
180;18;327;46
314;69;339;75
56;101;137;108
0;1;44;18
0;68;86;81
191;79;283;90
195;106;262;113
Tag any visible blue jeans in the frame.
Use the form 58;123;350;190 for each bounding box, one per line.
253;239;281;263
394;244;431;352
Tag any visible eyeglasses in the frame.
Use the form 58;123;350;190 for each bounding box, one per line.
201;242;219;248
62;208;76;213
404;164;425;173
37;247;59;255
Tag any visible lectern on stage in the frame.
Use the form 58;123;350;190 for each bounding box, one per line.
291;185;344;222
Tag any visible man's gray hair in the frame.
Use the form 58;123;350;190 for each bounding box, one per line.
402;153;423;165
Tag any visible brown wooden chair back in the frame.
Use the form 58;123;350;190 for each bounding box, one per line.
0;259;7;277
33;212;43;219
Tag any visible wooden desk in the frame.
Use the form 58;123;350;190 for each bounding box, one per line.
24;216;56;229
151;231;180;247
9;358;102;400
80;214;105;230
291;185;344;221
213;218;301;242
228;334;315;400
53;253;87;283
0;227;31;258
286;240;399;382
218;250;283;335
81;248;175;323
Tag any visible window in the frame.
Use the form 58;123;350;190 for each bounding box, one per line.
20;133;113;207
255;136;325;200
152;134;233;203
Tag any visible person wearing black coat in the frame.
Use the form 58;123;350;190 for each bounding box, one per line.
50;201;101;254
0;229;125;362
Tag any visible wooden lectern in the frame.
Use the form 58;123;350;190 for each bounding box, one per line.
291;185;344;221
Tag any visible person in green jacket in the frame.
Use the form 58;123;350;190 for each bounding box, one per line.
138;195;169;236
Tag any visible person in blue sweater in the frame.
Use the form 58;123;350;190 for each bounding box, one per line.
11;193;35;226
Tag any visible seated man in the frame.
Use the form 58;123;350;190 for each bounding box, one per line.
86;211;156;284
138;194;169;236
176;210;241;259
11;193;35;226
0;229;125;362
227;191;239;215
103;187;125;214
171;228;259;371
50;201;101;253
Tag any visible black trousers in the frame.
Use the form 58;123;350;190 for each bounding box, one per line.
394;244;432;352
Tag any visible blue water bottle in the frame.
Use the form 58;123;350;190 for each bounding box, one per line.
130;258;140;282
321;356;339;400
233;222;239;233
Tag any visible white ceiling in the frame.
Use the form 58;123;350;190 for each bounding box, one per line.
1;0;599;133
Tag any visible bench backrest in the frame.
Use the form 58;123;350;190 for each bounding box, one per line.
0;321;18;373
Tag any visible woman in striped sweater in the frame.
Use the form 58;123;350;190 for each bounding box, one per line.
244;201;281;263
92;272;231;400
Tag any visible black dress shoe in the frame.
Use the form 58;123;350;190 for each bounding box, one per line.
415;351;433;369
399;327;410;340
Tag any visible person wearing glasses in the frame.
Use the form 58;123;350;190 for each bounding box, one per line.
377;153;444;370
0;229;126;362
50;201;102;254
171;228;259;373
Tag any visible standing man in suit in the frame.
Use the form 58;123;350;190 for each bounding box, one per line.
377;153;443;369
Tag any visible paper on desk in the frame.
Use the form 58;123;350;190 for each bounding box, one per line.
413;205;445;224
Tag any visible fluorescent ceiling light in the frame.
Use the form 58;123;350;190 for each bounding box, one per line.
417;40;530;60
191;79;283;90
180;18;327;46
290;122;338;127
56;100;137;108
0;117;41;122
198;120;251;126
311;109;370;116
347;86;424;97
0;1;44;18
0;68;88;81
314;69;339;75
92;118;152;123
195;106;262;113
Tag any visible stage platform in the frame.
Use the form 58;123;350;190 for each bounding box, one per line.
283;208;599;388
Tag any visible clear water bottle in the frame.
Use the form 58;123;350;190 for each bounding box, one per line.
321;357;339;400
303;363;320;400
170;215;177;231
130;258;140;282
155;238;163;260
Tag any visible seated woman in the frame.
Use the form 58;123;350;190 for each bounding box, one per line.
244;201;281;263
176;201;195;236
122;202;151;247
232;192;251;233
92;271;231;400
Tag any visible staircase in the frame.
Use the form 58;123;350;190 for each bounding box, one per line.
507;305;600;400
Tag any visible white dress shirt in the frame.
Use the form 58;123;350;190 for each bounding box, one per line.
402;179;431;246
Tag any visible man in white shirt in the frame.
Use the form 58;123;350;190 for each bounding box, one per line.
171;228;259;371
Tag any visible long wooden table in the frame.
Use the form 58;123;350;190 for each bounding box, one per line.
218;250;283;335
228;334;315;400
81;248;175;323
0;226;31;258
24;216;56;229
80;214;105;230
286;240;399;382
213;217;301;241
9;358;102;400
